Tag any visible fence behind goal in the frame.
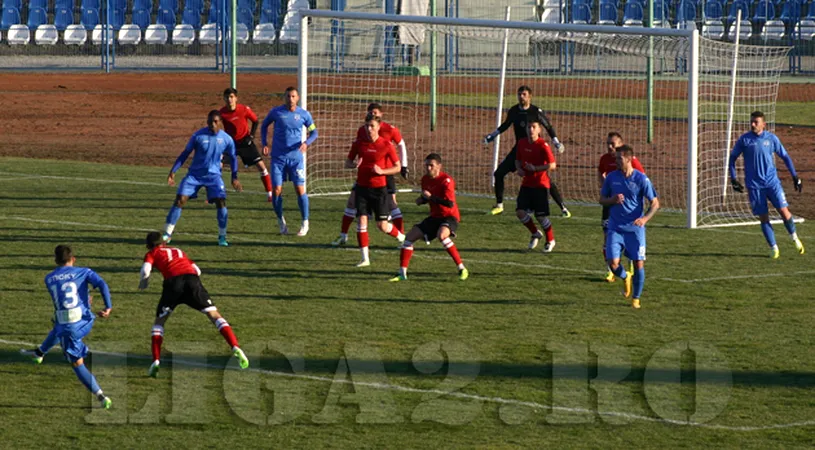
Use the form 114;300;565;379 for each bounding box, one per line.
300;10;791;228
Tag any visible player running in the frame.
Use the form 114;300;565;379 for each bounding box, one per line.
220;88;273;201
598;132;645;282
261;86;318;236
483;85;569;217
20;245;113;409
390;153;468;282
600;145;660;309
162;110;243;246
139;232;249;377
729;111;804;258
345;113;406;267
332;103;409;246
514;112;557;252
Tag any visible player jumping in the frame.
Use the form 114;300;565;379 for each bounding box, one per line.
390;153;468;282
139;232;249;377
515;112;557;252
220;87;273;200
729;111;804;258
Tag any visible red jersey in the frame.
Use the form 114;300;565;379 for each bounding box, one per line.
598;153;645;176
144;245;198;279
422;171;460;221
348;135;399;188
516;137;555;188
219;104;258;141
356;122;403;169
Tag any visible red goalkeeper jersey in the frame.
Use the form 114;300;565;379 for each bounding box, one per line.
598;153;645;176
348;135;399;188
144;245;198;279
356;122;403;169
422;171;460;221
219;104;258;141
516;137;555;188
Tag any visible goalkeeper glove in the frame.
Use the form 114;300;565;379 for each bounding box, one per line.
793;176;803;193
483;131;498;144
400;167;409;179
730;179;745;193
555;142;565;154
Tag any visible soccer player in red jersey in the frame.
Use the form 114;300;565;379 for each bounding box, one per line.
598;132;646;282
220;88;273;200
390;153;468;281
138;231;249;378
515;112;557;253
332;103;409;246
345;113;405;267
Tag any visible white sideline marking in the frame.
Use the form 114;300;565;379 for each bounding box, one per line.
1;338;813;432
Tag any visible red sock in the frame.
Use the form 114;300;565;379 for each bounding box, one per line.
260;172;272;193
341;213;355;234
357;230;369;248
544;225;554;243
215;318;239;348
151;325;163;361
386;223;401;238
393;217;404;234
400;246;414;269
521;215;539;234
441;237;463;266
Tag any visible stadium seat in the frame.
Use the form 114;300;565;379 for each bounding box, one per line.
623;0;644;26
726;0;750;24
279;0;307;43
145;23;169;43
54;8;73;31
237;7;253;28
181;8;200;28
252;22;275;43
81;8;100;31
117;23;141;44
753;0;775;26
112;0;127;11
239;0;256;14
170;22;194;43
132;8;150;29
133;0;153;13
92;23;113;44
598;2;618;24
27;7;48;29
2;0;21;10
157;8;176;30
650;0;668;26
185;0;204;14
61;24;86;44
198;22;220;43
780;0;802;25
6;23;29;44
761;18;785;39
81;0;100;10
260;7;278;25
792;19;815;40
727;19;752;40
36;23;59;44
159;0;178;13
29;0;48;12
703;0;724;20
571;2;591;24
111;7;126;30
676;0;696;22
1;7;20;30
55;0;74;11
808;0;815;20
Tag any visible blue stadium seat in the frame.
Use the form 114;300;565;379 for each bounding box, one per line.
181;7;201;28
112;0;127;10
652;0;669;24
806;0;815;20
159;0;178;13
623;0;644;25
132;8;150;28
260;6;278;25
726;0;749;24
111;7;125;30
81;7;99;30
208;2;219;23
239;0;256;13
54;7;73;30
185;0;204;14
779;0;802;25
237;7;253;28
704;0;723;19
573;0;593;6
676;0;696;22
157;8;176;30
29;0;48;11
2;0;21;11
55;0;74;12
81;0;100;10
133;0;153;13
753;0;775;25
571;2;591;23
27;6;48;29
598;2;618;24
1;6;19;29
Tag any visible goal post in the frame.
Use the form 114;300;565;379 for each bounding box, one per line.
297;9;792;228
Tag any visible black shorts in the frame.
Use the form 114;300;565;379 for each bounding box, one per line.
236;138;263;167
417;216;458;240
156;274;215;318
385;175;397;195
495;145;518;174
355;186;390;221
602;205;611;229
516;186;550;216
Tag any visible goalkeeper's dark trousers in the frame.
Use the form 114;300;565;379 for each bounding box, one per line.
493;146;566;210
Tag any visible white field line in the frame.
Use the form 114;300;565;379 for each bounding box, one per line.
1;338;813;432
0;215;805;284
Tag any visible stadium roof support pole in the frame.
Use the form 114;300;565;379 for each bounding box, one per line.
646;0;654;143
430;0;437;131
492;6;511;187
686;29;699;229
231;0;237;88
722;9;742;202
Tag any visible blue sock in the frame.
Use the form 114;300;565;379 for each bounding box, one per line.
217;207;228;236
272;194;284;219
783;218;796;236
72;363;101;394
760;222;777;247
38;329;59;354
612;264;627;279
166;206;182;226
633;267;645;299
297;193;309;221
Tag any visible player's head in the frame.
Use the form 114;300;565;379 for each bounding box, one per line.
284;87;299;109
145;231;164;250
207;110;223;134
54;245;75;266
750;111;766;134
367;102;383;119
364;111;381;141
223;87;238;109
517;85;532;106
424;153;442;178
615;144;635;171
526;111;544;140
607;132;623;153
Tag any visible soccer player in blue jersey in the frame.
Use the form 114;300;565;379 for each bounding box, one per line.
600;146;660;309
260;86;318;236
162;110;243;246
729;111;805;259
20;245;113;409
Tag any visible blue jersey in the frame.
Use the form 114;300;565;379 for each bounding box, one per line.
729;130;797;190
45;266;111;326
601;170;658;232
260;105;316;157
171;128;238;180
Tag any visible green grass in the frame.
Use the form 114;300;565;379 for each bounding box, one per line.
1;157;814;448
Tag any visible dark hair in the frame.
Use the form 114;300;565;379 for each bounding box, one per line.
607;131;623;141
367;102;383;113
425;153;442;164
145;231;163;249
751;111;765;120
285;86;299;95
207;110;222;122
365;112;381;123
517;85;532;94
55;245;73;265
616;144;635;156
223;87;238;97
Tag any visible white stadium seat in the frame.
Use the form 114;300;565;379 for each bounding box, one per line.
198;23;220;44
727;19;752;41
6;24;30;45
235;23;249;44
117;23;141;44
92;24;114;45
702;20;725;40
170;23;193;45
793;20;815;40
36;24;60;45
145;24;169;44
253;23;275;44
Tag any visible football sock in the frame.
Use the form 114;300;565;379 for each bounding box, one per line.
215;318;239;348
166;206;182;228
341;208;356;234
612;264;628;279
272;194;284;219
260;170;272;193
297;193;309;220
391;208;404;233
73;363;101;394
216;207;228;237
400;242;414;273
441;237;463;267
539;216;554;242
494;173;505;204
633;267;645;299
151;325;164;362
549;182;565;210
520;214;539;234
385;223;403;239
38;328;59;354
357;224;369;260
783;218;797;236
760;222;777;247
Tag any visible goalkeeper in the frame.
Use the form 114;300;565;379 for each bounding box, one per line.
728;111;804;259
483;85;569;217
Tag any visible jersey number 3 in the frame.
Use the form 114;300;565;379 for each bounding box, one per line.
50;282;79;309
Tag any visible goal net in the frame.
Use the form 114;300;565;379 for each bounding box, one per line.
298;11;791;228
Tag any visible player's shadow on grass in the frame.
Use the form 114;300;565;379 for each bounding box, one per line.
648;251;768;258
2;235;146;246
206;267;395;280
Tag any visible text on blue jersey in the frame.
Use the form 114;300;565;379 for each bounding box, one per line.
260;105;318;155
729;130;797;189
171;128;238;180
601;170;658;231
45;266;111;323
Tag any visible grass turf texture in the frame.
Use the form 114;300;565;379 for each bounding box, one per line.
0;157;813;448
